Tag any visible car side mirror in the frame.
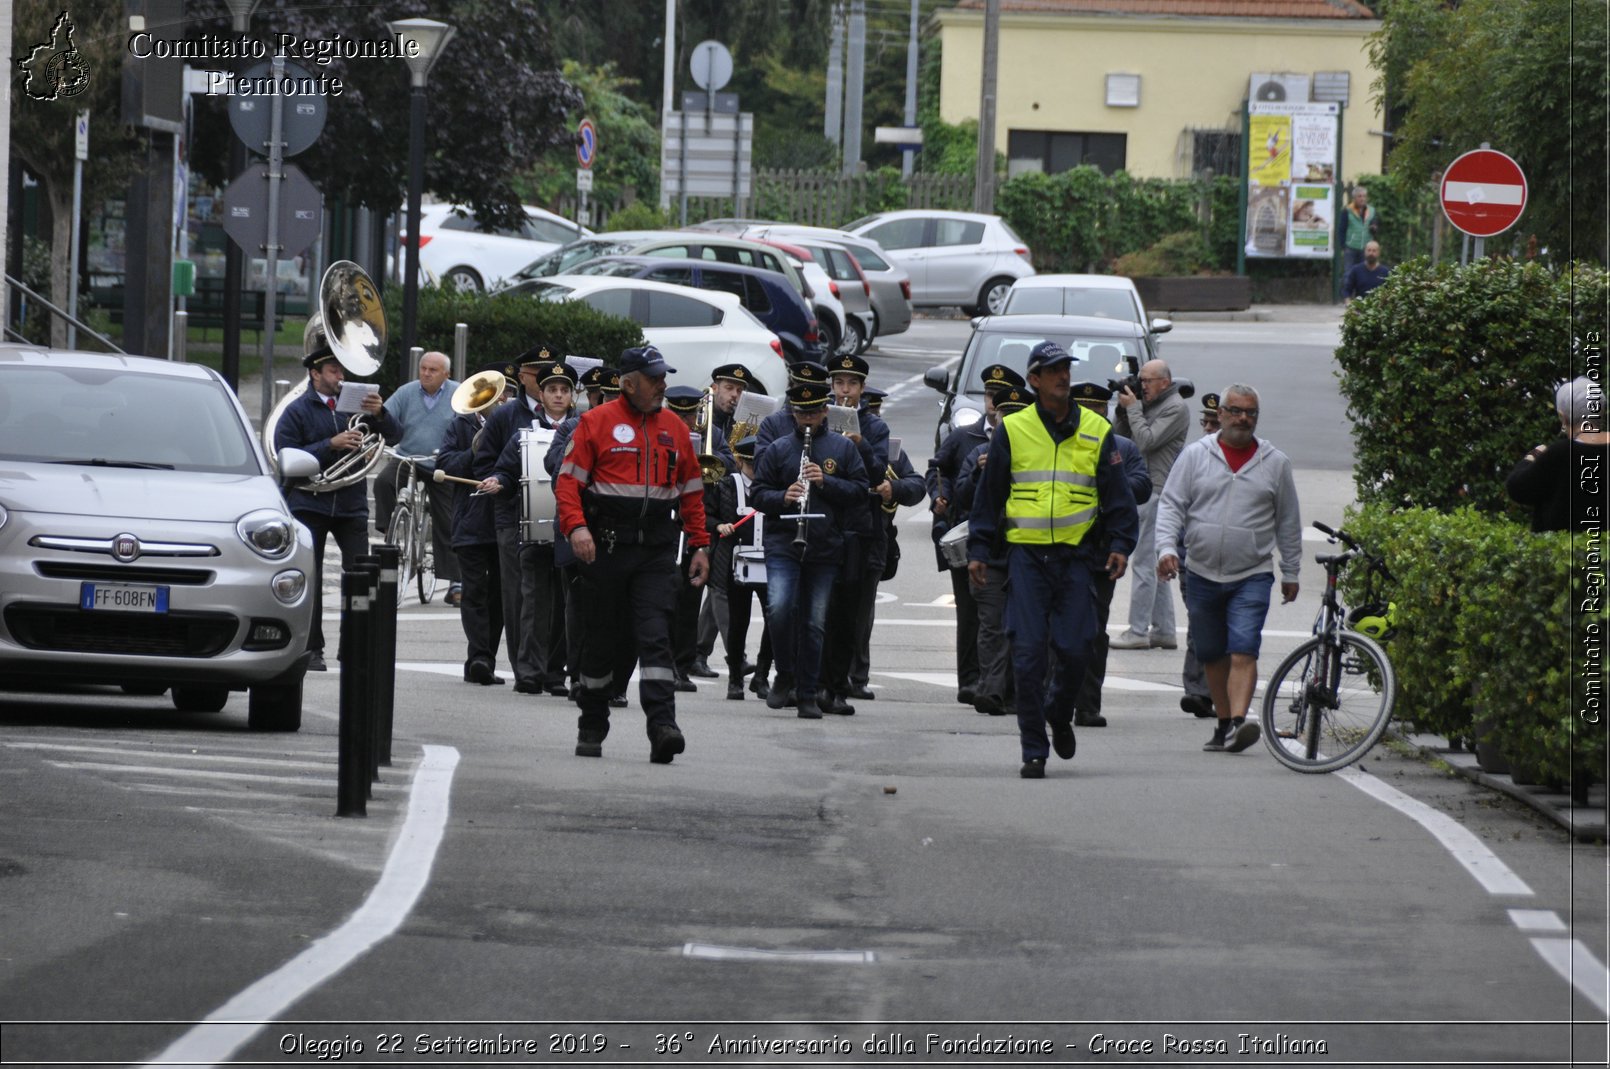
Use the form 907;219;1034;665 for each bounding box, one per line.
923;365;951;395
276;448;320;483
1149;317;1173;335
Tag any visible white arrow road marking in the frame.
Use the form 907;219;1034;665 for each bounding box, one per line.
141;745;461;1069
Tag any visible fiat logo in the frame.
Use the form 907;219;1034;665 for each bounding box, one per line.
112;534;141;562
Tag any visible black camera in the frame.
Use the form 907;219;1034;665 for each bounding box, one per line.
1107;374;1195;399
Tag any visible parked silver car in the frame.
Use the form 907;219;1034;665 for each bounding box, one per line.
848;209;1035;316
746;224;914;342
0;348;319;730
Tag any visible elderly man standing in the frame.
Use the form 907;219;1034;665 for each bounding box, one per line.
1156;384;1302;754
1110;358;1189;650
375;350;461;600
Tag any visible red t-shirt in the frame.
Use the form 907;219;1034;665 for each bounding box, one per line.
1218;437;1258;473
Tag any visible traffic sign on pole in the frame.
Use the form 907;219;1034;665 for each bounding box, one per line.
576;118;597;169
1440;148;1527;238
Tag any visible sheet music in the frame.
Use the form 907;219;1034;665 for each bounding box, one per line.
565;355;603;375
733;391;780;424
888;437;903;465
826;404;860;438
335;382;379;414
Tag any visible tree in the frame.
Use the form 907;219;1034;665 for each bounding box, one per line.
515;62;662;213
1370;0;1607;262
12;0;148;345
187;0;581;232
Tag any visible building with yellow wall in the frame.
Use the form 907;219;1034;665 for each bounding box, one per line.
936;0;1383;183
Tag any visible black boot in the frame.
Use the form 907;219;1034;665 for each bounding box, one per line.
726;676;745;700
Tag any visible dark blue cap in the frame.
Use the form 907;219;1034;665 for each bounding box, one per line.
619;344;675;378
664;385;703;411
1027;340;1073;372
734;435;758;459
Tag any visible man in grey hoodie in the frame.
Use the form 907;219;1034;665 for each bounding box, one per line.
1155;384;1301;754
1111;358;1189;650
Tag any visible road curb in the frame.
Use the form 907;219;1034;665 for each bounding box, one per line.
1397;731;1607;842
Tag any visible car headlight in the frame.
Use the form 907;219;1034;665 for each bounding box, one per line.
271;569;307;604
238;510;296;560
0;502;8;533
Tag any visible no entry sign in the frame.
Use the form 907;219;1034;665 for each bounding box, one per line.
1440;149;1528;238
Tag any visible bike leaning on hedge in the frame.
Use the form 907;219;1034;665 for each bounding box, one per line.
1261;521;1398;773
382;449;439;606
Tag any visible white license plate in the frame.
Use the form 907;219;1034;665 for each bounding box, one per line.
80;582;169;613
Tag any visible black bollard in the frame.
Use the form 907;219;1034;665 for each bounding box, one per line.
336;568;373;818
374;543;401;767
353;555;382;790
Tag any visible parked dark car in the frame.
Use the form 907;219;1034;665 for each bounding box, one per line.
570;257;825;363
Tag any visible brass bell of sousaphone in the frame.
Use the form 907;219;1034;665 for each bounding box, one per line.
451;370;508;416
261;260;389;491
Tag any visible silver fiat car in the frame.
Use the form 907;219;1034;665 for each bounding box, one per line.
0;347;318;730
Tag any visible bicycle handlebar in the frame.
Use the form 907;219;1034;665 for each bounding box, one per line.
1312;521;1360;549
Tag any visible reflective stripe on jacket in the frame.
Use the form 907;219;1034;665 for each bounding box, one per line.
1002;405;1107;545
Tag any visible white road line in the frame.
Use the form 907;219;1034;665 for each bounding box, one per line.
1336;766;1534;896
682;943;875;964
1509;909;1568;932
1528;938;1610;1014
47;762;329;786
10;743;330;770
141;745;460;1069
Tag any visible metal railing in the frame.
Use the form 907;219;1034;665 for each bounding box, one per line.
3;273;127;354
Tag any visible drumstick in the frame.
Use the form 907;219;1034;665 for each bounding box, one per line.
432;469;484;488
731;508;758;530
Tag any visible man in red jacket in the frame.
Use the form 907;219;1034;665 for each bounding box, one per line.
555;345;711;763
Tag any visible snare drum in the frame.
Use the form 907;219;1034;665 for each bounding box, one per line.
938;520;970;569
733;549;767;586
518;427;557;544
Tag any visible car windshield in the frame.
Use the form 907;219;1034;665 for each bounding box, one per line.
839;241;890;272
573;259;641;277
1003;287;1139;321
958;331;1142;398
0;365;259;474
511;240;622;280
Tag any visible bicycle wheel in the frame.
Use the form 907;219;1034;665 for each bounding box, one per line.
386;503;415;601
416;512;438;604
1261;630;1396;773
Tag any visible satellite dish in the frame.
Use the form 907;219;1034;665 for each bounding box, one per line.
1254;79;1288;102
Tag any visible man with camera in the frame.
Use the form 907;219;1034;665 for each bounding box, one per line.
1110;358;1189;651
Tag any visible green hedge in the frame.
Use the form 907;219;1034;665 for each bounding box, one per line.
1335;259;1608;515
376;286;645;394
1343;505;1604;788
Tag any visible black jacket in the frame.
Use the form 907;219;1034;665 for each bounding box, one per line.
275;383;400;519
752;426;869;565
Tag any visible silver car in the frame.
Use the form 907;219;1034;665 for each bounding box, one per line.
848;209;1035;316
0;348;319;730
746;224;914;342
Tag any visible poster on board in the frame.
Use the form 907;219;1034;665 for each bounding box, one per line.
1244;101;1339;259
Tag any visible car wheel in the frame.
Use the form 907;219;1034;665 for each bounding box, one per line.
854;319;874;356
976;276;1015;317
248;678;303;732
121;682;168;697
816;310;841;356
840;317;866;356
443;267;483;293
171;686;229;714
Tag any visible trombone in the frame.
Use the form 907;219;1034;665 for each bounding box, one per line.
693;388;729;485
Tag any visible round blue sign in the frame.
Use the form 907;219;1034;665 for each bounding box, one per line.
576;119;597;169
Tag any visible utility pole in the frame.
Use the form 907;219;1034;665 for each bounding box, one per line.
659;0;676;212
973;0;1000;213
902;0;920;178
0;0;11;330
842;0;866;175
825;3;844;147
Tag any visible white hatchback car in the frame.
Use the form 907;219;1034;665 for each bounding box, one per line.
847;209;1035;316
408;203;593;293
505;276;791;395
0;348;320;730
1002;273;1173;339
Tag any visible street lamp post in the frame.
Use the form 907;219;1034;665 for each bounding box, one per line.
388;17;456;359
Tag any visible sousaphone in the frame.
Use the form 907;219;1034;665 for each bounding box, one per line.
262;261;388;491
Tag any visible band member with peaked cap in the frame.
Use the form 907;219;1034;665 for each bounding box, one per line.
966;342;1138;779
472;349;570;695
926;364;1023;705
850;395;926;700
555;345;710;764
665;384;733;690
751;381;869;718
820;353;889;716
275;339;400;672
714;434;770;699
438;360;517;685
753;361;830;453
694;362;759;676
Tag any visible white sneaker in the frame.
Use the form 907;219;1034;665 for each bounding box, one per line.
1109;631;1153;650
1149;631;1179;650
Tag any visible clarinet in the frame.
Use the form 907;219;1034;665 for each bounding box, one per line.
792;426;813;550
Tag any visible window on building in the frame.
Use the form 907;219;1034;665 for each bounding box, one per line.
1007;130;1128;176
1189;130;1243;179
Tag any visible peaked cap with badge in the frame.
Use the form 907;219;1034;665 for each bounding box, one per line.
712;363;754;388
831;353;869;380
787;382;830;409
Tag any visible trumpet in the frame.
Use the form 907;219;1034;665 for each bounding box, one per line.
693;388;728;485
792;426;813;550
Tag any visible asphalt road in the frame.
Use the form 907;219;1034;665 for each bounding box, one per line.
1;311;1604;1068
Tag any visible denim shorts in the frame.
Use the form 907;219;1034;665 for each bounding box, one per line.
1184;570;1275;662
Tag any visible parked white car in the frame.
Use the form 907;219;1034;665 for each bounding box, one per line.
406;203;593;293
1002;273;1173;339
504;276;791;395
847;209;1035;316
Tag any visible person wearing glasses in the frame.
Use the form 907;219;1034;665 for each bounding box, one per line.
1110;359;1189;651
1155;385;1302;755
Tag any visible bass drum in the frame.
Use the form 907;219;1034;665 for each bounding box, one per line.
519;426;557;544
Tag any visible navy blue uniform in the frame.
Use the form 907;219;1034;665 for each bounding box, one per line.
925;420;989;697
822;406;890;700
439;410;504;682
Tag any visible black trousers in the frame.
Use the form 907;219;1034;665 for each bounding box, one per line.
824;570;877;696
1073;567;1118;715
672;555;704;674
294;511;368;656
573;542;680;741
496;529;560;689
950;566;981;690
454;541;503;675
726;582;767;678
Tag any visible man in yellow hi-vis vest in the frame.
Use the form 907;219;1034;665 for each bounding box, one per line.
966;341;1140;779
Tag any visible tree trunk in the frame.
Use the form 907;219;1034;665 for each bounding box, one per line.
47;176;71;349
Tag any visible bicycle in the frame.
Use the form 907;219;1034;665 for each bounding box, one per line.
1260;520;1398;773
382;449;438;606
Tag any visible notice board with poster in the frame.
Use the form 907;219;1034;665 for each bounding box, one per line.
1244;101;1340;260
